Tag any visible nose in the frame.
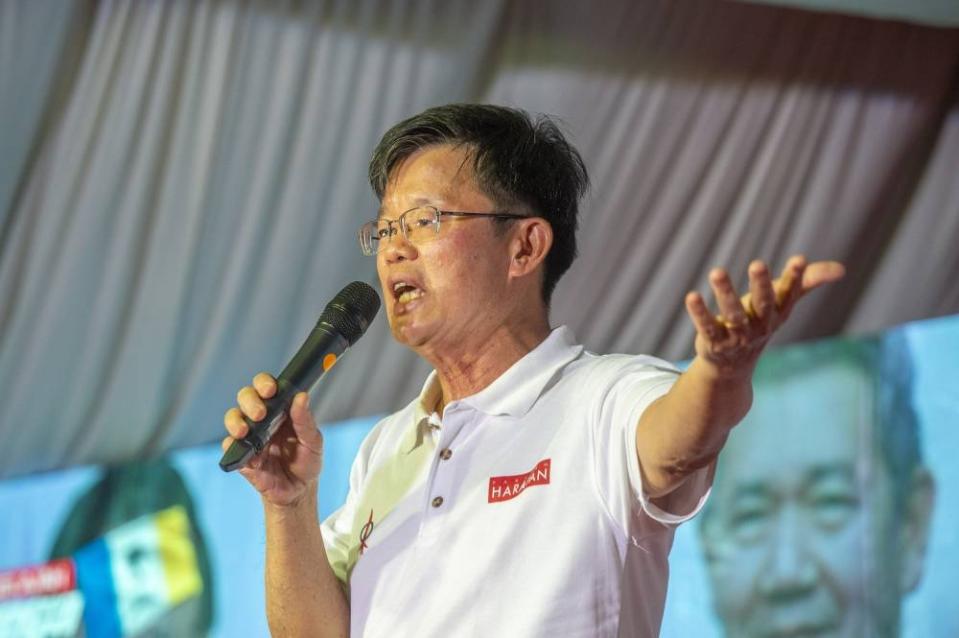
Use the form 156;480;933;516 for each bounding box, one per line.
380;224;417;263
757;504;818;601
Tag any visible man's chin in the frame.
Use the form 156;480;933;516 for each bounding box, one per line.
390;321;431;349
732;611;843;638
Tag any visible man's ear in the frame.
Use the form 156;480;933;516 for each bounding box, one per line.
507;218;552;279
899;466;935;594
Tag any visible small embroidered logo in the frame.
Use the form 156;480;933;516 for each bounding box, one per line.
488;459;551;503
359;509;374;554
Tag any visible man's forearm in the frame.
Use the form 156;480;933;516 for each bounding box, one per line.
635;257;844;499
636;356;753;497
263;483;350;638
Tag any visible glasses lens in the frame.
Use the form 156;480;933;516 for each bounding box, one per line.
403;207;439;243
358;221;383;256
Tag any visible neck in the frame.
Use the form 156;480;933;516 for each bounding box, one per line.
423;315;551;406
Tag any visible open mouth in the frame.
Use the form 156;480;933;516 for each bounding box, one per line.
392;281;424;305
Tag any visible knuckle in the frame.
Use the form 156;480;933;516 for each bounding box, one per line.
254;372;276;393
247;404;265;421
225;422;243;438
237;396;264;420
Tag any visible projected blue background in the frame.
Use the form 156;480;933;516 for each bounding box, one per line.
0;315;956;637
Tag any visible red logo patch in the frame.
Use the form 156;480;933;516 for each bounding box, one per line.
488;459;551;503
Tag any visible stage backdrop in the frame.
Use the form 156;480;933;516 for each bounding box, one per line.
0;314;956;637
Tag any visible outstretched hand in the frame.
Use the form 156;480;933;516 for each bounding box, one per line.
684;255;845;377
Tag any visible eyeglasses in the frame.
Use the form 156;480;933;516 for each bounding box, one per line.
358;205;527;256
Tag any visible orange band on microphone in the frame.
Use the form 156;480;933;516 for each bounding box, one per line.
322;353;338;371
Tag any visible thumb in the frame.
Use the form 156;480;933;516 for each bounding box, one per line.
801;261;845;292
288;391;321;444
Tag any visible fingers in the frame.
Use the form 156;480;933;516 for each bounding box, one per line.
253;372;277;399
774;255;806;308
237;385;266;421
224;407;249;439
801;260;846;291
288;391;312;426
223;372;276;441
709;268;748;328
696;255;842;332
746;260;775;329
288;392;323;452
688;255;843;369
685;291;724;341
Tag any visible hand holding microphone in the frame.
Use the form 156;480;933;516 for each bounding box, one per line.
220;281;380;505
222;374;322;506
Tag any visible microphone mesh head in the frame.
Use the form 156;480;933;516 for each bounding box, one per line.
321;281;381;344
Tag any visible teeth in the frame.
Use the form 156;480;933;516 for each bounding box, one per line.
392;280;421;300
397;289;423;304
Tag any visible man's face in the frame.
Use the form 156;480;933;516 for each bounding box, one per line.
103;507;206;637
376;144;515;352
700;363;906;638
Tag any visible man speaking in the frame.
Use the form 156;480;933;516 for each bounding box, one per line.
221;104;845;637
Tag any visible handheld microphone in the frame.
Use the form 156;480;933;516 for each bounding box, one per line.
219;281;381;472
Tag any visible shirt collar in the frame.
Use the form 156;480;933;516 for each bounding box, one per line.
400;374;443;453
410;369;439;416
442;325;583;418
403;326;582;450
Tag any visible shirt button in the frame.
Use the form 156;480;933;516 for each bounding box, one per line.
431;496;444;508
439;448;452;460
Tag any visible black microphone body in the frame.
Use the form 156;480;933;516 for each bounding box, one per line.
219;281;380;472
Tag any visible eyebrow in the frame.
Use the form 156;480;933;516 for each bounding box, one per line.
727;463;856;499
728;482;773;503
805;464;856;484
377;198;437;219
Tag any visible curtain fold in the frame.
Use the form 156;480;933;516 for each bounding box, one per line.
0;0;957;477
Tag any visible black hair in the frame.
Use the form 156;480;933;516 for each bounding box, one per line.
750;332;921;497
369;104;590;305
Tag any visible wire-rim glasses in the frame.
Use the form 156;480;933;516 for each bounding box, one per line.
358;205;527;256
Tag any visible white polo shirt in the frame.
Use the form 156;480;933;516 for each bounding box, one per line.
321;326;712;637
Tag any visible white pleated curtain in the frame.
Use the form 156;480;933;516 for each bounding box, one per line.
0;0;956;478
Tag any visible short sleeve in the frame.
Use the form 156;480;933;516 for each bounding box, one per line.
320;419;387;585
321;494;360;586
589;355;712;533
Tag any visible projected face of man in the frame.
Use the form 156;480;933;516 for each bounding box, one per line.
105;513;205;638
700;361;930;638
